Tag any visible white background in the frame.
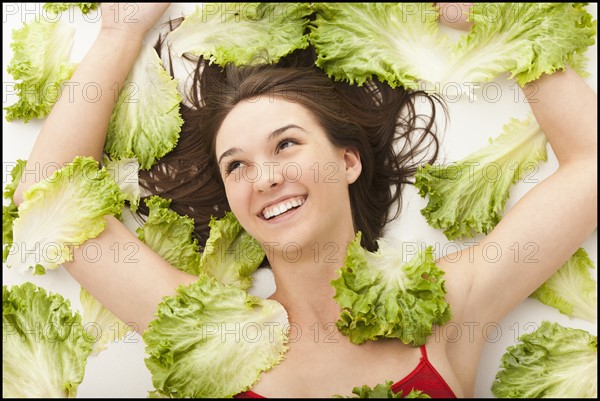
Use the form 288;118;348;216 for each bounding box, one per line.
2;3;597;398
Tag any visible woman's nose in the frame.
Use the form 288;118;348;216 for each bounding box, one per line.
253;161;284;192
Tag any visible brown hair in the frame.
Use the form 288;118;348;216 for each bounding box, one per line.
139;27;444;252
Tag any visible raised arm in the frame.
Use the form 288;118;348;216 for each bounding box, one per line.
12;3;197;333
441;67;597;325
13;3;171;204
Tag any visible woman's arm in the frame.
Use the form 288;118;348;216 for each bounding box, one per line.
441;67;597;325
66;216;197;333
11;3;198;332
13;3;171;205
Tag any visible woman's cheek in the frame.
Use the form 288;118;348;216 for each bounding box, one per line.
224;183;247;218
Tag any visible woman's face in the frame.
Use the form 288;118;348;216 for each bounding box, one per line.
215;96;362;251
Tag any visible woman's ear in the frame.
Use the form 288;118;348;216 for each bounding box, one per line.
343;147;362;184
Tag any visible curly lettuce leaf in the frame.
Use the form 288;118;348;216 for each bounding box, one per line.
3;159;27;201
168;3;312;65
105;44;183;170
3;159;27;262
450;3;597;86
3;282;93;397
80;287;133;356
136;196;202;276
4;156;124;273
4;19;76;122
332;233;451;346
43;3;100;14
530;247;597;323
143;275;289;398
334;380;431;398
310;3;450;90
102;156;141;213
200;212;265;290
492;321;597;398
415;113;548;240
2;203;19;262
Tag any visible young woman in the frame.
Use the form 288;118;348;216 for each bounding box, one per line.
12;3;597;398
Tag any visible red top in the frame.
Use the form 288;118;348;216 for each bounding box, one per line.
234;344;457;398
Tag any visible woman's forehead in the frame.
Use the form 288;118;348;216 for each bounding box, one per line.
216;97;319;147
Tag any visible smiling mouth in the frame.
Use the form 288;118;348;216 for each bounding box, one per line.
261;196;306;220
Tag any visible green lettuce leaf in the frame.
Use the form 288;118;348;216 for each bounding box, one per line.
450;3;597;86
492;321;597;398
200;211;265;290
310;3;449;89
43;3;100;14
3;159;27;262
2;282;93;397
334;380;431;398
136;196;202;276
80;287;134;356
309;3;596;95
143;275;289;398
4;156;124;273
415;113;548;240
105;44;183;170
168;3;312;65
530;247;597;322
102;156;141;213
332;233;451;346
3;159;27;201
2;203;19;262
4;19;76;122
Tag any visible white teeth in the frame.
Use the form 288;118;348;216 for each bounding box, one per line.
262;197;305;220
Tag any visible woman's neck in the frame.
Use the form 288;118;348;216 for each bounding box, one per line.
267;239;351;326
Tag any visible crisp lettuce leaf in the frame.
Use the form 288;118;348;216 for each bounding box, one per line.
4;19;76;122
310;3;449;90
415;113;547;240
530;247;597;323
200;212;265;290
335;380;431;398
137;205;264;286
4;156;124;273
3;159;27;201
332;233;451;346
80;287;134;356
450;3;597;86
168;3;312;65
105;44;183;170
102;156;141;213
139;210;267;393
492;321;597;398
136;196;202;276
143;274;289;398
2;282;93;397
2;203;19;262
3;159;27;262
43;3;100;14
309;3;596;95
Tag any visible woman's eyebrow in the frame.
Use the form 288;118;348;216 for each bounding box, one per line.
218;147;242;165
217;124;307;164
266;124;306;142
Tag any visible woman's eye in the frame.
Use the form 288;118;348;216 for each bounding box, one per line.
224;160;243;175
277;139;297;152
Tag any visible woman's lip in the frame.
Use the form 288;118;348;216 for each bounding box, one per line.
259;196;308;223
260;197;307;223
258;195;307;218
